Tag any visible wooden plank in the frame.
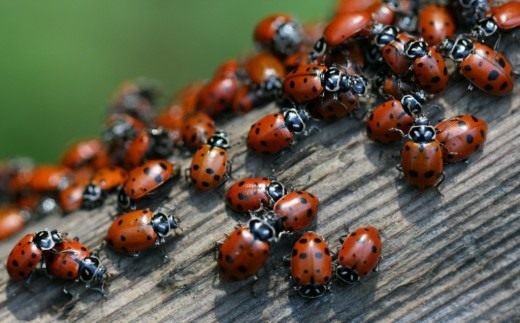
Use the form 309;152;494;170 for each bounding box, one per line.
0;34;519;323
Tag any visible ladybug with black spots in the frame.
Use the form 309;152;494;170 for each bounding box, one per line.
472;2;520;40
270;191;319;233
217;216;277;281
435;114;488;163
336;226;382;283
243;52;286;99
398;116;445;190
254;14;303;57
106;207;178;256
182;112;216;150
28;165;71;192
188;131;231;191
83;167;128;209
61;139;110;170
225;177;287;213
123;128;173;168
6;230;63;282
118;160;179;211
290;231;332;298
59;178;89;213
378;27;416;76
405;40;450;94
418;4;456;46
196;76;239;117
440;36;514;96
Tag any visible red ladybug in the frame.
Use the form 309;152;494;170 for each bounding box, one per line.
196;77;239;117
118;160;178;210
0;206;27;240
307;92;358;121
103;113;146;147
271;191;319;232
59;178;89;214
435;114;488;163
419;4;456;46
123;128;173;168
182;112;216;150
381;31;415;76
376;73;416;99
336;226;382;283
254;14;303;56
109;80;157;123
404;41;449;94
61;139;110;170
322;12;372;47
243;52;286;98
106;207;178;255
225;177;287;213
171;82;204;115
247;108;306;155
155;104;185;146
29;165;71;192
218;216;276;280
189;131;230;191
214;59;240;79
231;85;267;113
6;230;63;281
440;36;514;95
83;166;128;209
400;117;444;190
472;2;520;39
291;231;332;298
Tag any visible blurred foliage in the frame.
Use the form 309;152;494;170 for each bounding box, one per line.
0;0;335;163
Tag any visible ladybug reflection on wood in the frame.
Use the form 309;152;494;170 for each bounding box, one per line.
336;226;382;283
188;131;231;191
106;207;178;256
225;177;287;213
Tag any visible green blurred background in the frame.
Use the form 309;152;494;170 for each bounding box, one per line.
0;0;335;163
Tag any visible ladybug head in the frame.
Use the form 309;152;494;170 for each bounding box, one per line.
248;217;277;242
310;37;327;62
273;20;303;56
323;67;342;93
151;207;178;237
207;131;230;149
408;117;436;143
400;94;424;117
374;25;399;47
283;108;306;134
148;128;174;157
78;256;108;288
297;284;329;299
82;184;106;210
336;265;360;284
405;40;428;59
342;74;368;96
442;37;473;62
262;76;283;98
117;189;134;211
103;116;137;144
266;180;287;205
34;229;63;251
472;17;498;39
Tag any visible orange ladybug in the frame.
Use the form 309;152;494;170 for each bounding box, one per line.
243;52;286;97
271;191;319;232
61;139;110;170
196;77;239;117
418;4;456;46
28;165;71;192
336;226;382;283
83;166;128;209
405;41;449;94
188;131;231;191
123;128;173;168
254;14;303;56
225;177;287;213
59;178;89;214
435;114;488;163
182;112;216;150
0;206;28;240
472;2;520;39
290;231;333;298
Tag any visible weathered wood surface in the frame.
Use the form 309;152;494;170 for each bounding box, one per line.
0;37;519;322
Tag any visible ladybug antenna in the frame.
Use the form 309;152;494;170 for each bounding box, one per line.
207;131;230;150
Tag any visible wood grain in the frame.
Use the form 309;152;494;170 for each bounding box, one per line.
0;35;519;323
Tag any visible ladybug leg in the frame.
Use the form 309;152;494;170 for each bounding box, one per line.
493;33;502;51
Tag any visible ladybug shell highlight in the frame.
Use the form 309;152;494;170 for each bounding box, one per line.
323;12;371;47
45;239;91;280
273;191;319;232
106;209;157;254
0;207;26;240
6;234;43;281
283;64;327;103
366;99;415;144
247;113;293;154
459;42;514;96
123;160;176;200
418;4;456;46
401;140;444;190
337;226;382;283
413;47;449;94
218;227;270;281
225;177;274;212
190;145;228;191
182;112;216;150
435;114;488;163
491;2;520;30
291;232;332;298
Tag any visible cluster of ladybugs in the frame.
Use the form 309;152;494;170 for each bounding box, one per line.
0;0;518;299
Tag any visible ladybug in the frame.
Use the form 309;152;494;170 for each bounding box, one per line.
307;91;358;121
231;85;268;114
225;177;287;213
6;230;63;281
109;80;158;123
472;2;520;39
0;206;28;240
336;226;382;283
271;191;319;232
243;52;286;98
123;128;173;168
29;165;71;192
247;108;307;155
254;14;303;57
7;159;34;195
404;41;449;94
103;113;146;146
435;114;488;163
290;231;332;298
188;131;231;191
214;59;240;79
366;94;423;144
106;207;178;255
321;12;372;48
458;0;490;26
118;160;178;210
59;178;89;214
400;117;444;190
418;4;456;46
440;36;514;95
376;73;416;99
218;216;277;280
379;28;416;76
284;64;368;104
196;77;239;117
82;166;128;209
155;104;185;146
182;112;216;150
171;82;204;115
61;139;110;170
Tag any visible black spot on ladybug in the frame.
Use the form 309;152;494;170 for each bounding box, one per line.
147;235;152;241
497;57;506;68
238;181;245;187
484;83;493;91
21;250;25;255
478;60;483;67
405;145;410;151
206;168;214;175
372;245;378;253
300;197;307;204
431;76;441;83
81;247;87;251
12;260;19;267
238;265;248;273
466;134;474;144
159;162;168;170
62;259;67;265
313;238;322;243
500;82;509;90
424;170;435;178
255;127;260;135
31;252;37;258
225;255;233;264
299;253;307;259
289;80;295;89
292;249;298;257
118;219;123;226
409;170;419;177
143;167;150;175
312;86;318;93
299;238;308;244
202;181;210;187
488;70;499;81
418;62;424;68
306;209;313;217
238;193;246;200
214;175;221;181
260;140;267;146
120;235;126;241
67;271;74;277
